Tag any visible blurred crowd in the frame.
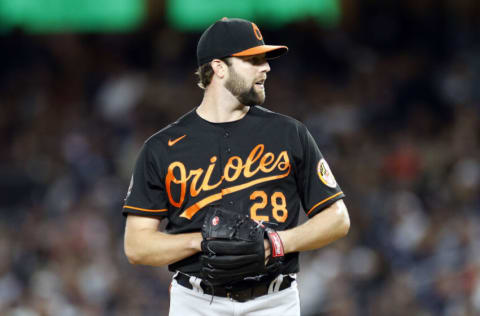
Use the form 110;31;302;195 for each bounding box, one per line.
1;1;479;315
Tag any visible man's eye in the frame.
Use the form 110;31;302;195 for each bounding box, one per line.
244;56;265;65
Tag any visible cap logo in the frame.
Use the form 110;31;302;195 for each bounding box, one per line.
251;23;263;41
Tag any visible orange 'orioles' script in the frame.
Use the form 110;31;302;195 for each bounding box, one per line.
165;144;291;219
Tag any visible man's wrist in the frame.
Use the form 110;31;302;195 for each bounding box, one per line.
190;233;203;252
277;230;290;254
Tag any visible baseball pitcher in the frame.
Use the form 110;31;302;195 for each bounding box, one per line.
122;17;350;316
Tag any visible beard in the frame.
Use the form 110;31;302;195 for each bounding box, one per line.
224;67;265;106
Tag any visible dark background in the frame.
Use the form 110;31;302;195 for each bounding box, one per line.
0;0;479;315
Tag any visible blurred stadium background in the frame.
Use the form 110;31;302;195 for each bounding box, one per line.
0;0;479;315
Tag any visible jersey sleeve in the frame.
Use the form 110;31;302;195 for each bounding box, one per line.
296;124;345;218
122;140;169;218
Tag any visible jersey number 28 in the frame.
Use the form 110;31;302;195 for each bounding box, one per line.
249;191;288;223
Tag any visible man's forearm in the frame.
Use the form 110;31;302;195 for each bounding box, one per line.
124;216;202;266
278;199;350;254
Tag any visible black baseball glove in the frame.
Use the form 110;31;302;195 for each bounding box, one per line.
200;207;285;287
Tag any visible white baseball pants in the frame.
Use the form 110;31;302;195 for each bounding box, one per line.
168;274;300;316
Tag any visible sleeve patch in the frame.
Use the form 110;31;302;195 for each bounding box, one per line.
317;158;337;188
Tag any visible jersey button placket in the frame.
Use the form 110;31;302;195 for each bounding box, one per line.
224;131;231;153
219;129;232;209
224;129;232;153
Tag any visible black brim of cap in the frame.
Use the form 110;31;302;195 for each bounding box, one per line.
231;45;288;59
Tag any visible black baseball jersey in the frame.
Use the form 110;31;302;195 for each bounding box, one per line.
123;106;345;276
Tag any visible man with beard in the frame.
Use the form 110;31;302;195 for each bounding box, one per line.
122;18;350;315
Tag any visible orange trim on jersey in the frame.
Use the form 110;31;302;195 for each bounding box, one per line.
180;170;290;219
123;205;168;213
307;192;343;216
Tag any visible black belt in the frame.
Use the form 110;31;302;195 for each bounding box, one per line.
174;273;294;302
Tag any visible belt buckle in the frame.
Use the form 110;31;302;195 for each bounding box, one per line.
231;289;250;303
227;291;245;302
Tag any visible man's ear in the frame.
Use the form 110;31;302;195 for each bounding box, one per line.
211;59;228;79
